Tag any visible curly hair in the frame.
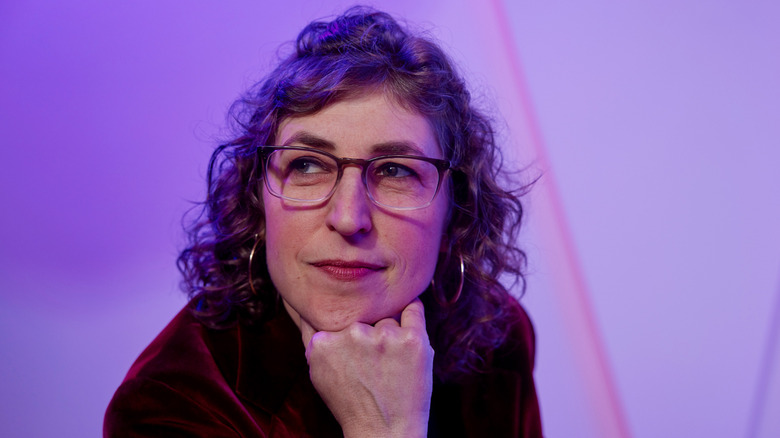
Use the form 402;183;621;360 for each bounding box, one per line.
178;6;529;382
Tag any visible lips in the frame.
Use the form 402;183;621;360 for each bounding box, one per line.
310;259;386;281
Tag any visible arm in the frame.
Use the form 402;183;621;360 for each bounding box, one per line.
104;378;241;438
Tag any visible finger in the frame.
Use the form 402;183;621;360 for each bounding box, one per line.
374;317;400;329
400;298;426;332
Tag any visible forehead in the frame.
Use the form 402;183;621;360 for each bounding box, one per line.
275;92;441;158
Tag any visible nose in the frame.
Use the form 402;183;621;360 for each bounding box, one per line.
325;167;373;236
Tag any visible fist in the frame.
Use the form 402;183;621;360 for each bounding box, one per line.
300;298;433;438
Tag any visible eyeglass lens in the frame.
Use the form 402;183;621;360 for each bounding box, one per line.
264;148;442;209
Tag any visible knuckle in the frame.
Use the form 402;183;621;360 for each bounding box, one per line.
347;324;366;339
309;331;333;352
400;330;427;351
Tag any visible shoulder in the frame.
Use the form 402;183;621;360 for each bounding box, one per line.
490;297;537;374
104;307;244;437
104;376;241;437
430;299;543;437
124;306;237;383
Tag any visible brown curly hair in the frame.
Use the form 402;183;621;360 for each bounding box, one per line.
178;6;530;382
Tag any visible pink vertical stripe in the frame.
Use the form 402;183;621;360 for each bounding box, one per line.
746;270;780;437
487;1;633;437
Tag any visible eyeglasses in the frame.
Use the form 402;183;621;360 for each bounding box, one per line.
259;146;450;210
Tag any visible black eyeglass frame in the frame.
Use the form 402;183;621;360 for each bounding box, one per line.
258;145;452;210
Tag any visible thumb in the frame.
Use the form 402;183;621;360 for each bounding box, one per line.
400;297;427;333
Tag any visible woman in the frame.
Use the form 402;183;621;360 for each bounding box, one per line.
105;6;542;437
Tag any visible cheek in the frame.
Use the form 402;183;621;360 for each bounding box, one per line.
261;186;291;248
262;200;307;305
401;201;450;275
262;198;317;274
262;200;288;271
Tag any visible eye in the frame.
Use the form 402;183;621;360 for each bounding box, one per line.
375;162;417;178
288;156;330;174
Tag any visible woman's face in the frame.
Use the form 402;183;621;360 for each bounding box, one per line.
263;92;449;332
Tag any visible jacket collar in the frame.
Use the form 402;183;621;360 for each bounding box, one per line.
233;304;310;414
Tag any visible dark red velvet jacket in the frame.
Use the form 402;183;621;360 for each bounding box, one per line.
105;301;543;437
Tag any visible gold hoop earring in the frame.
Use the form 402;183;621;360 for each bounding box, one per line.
431;254;465;305
248;234;260;296
449;254;465;305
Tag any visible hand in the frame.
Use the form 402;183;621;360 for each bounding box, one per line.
300;298;434;438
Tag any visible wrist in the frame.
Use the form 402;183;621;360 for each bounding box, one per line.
341;418;428;438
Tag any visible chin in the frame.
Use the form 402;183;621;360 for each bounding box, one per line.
307;309;362;332
309;307;391;332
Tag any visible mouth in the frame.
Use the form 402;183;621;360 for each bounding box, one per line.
310;260;386;281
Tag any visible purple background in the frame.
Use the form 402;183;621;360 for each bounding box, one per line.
1;1;779;437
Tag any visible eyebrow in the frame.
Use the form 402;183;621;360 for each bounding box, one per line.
282;131;335;150
371;141;424;156
281;130;426;157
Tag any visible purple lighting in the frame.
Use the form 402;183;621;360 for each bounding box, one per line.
1;1;779;437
